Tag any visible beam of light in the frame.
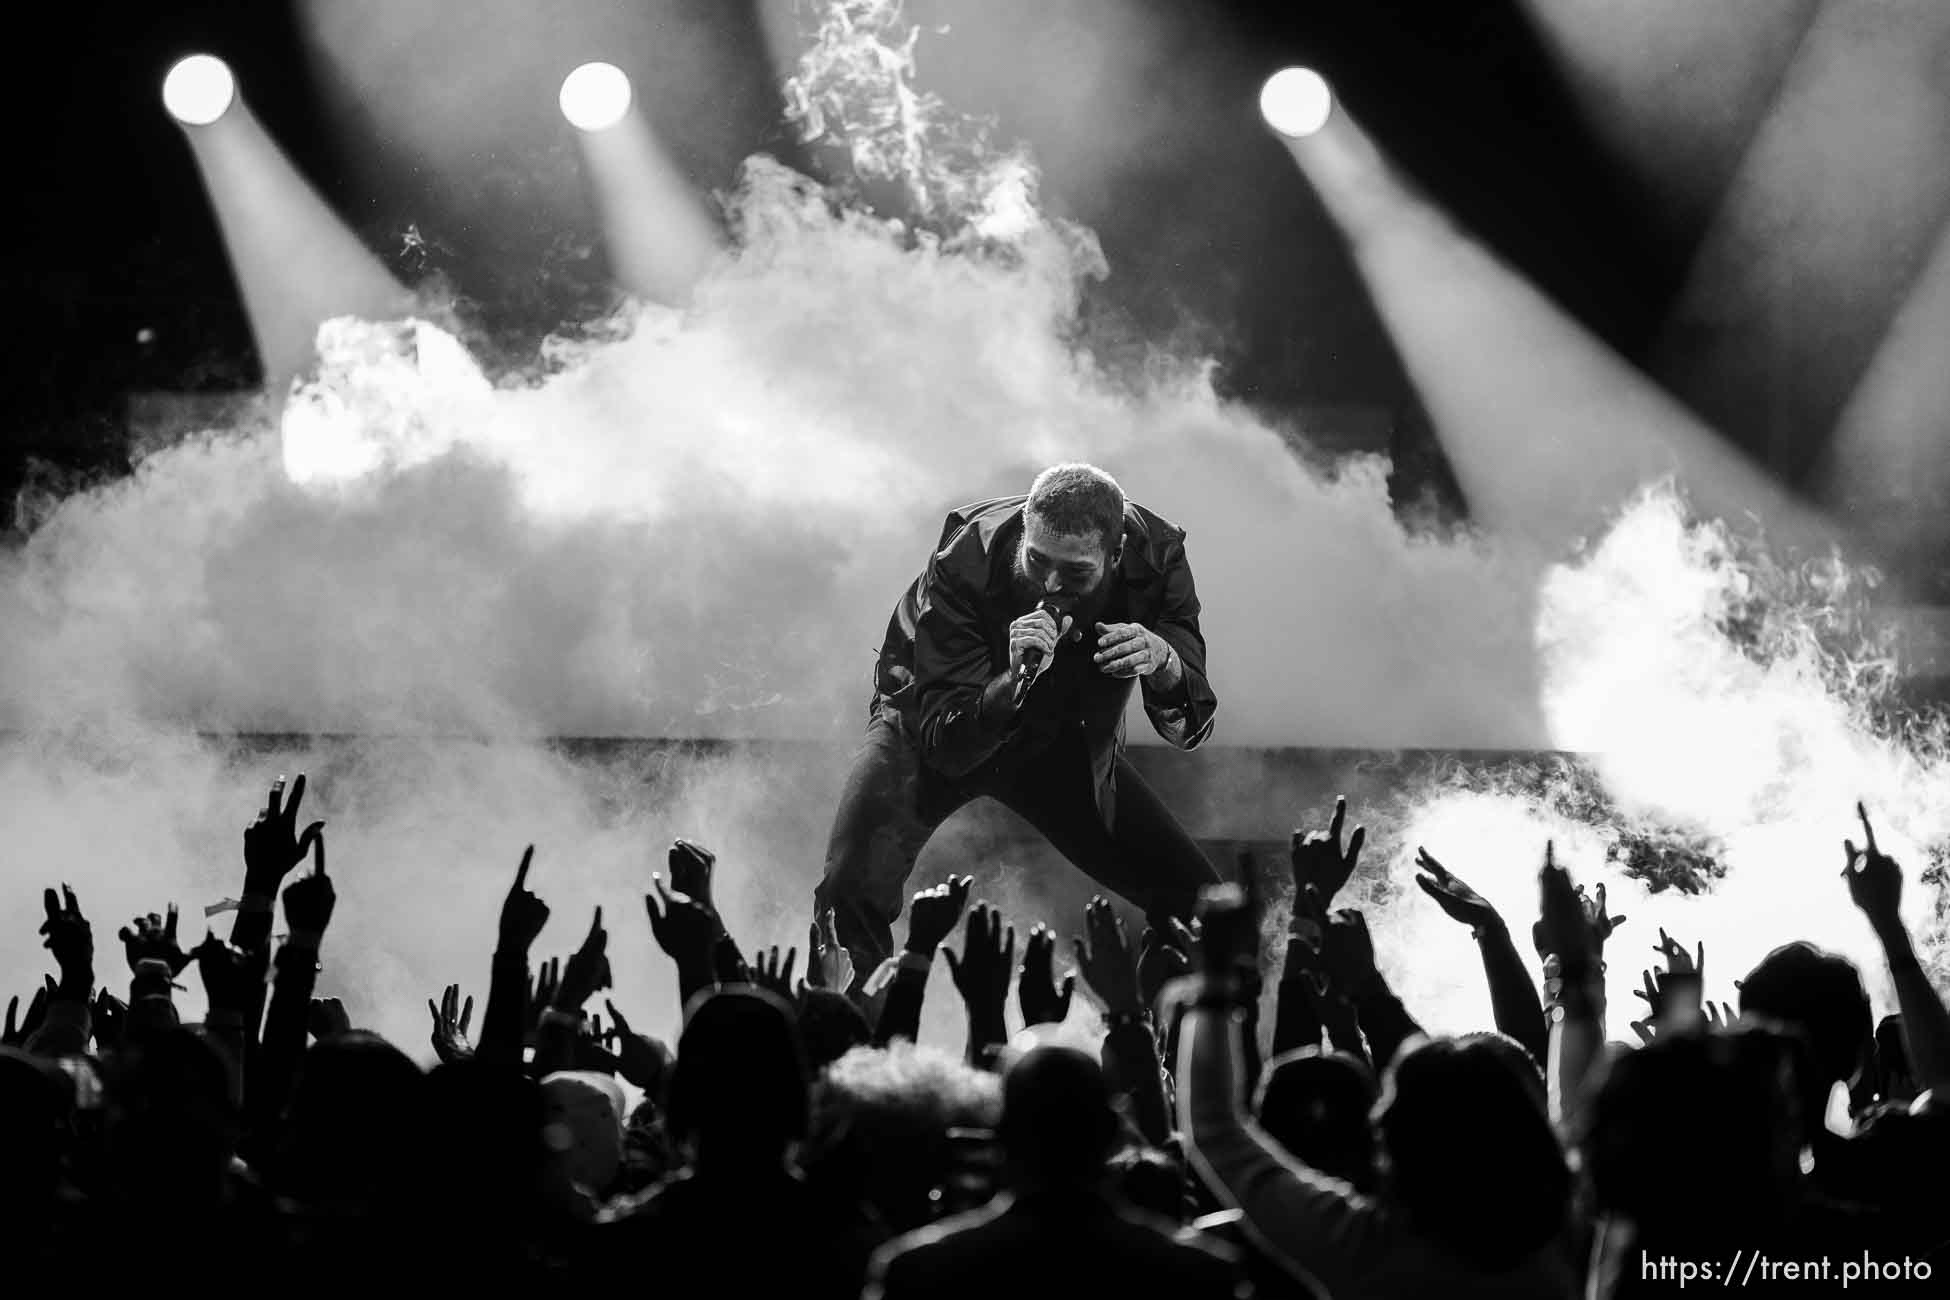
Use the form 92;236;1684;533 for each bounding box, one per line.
1264;92;1833;558
163;54;238;126
166;76;413;418
1259;68;1332;139
559;61;633;132
1512;0;1820;244
1649;0;1950;485
567;78;722;306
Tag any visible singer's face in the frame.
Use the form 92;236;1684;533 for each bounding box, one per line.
1015;515;1117;612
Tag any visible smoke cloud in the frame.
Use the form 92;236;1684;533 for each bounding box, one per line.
4;6;1943;1055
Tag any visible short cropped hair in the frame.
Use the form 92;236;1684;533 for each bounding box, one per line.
1026;464;1126;553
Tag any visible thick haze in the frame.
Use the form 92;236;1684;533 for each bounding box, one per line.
2;3;1943;1050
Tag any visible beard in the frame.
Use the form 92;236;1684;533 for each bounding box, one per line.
1012;545;1115;632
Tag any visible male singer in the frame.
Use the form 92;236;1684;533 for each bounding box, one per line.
814;463;1223;986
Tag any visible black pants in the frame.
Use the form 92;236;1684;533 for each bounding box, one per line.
814;699;1223;980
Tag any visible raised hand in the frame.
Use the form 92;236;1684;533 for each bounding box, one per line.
907;875;974;955
554;908;613;1011
499;846;551;955
807;906;855;993
1843;801;1903;928
1579;882;1627;947
527;958;561;1042
40;885;94;994
1703;1000;1737;1030
645;874;718;968
3;984;51;1048
1074;896;1145;1018
1413;848;1501;931
1018;925;1076;1027
750;946;798;1001
243;773;326;896
1654;927;1703;979
602;999;674;1094
1137;924;1192;1014
194;936;263;1013
943;903;1015;1019
93;989;128;1052
1535;842;1598;977
119;905;193;977
280;828;335;938
308;996;351;1040
1291;796;1367;908
428;983;475;1063
668;839;719;918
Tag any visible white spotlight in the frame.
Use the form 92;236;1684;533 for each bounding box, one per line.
162;54;237;127
1260;67;1333;139
560;62;633;132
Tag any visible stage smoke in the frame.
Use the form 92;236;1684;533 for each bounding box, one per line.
2;3;1941;1052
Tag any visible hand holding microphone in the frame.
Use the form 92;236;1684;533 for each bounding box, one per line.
1009;599;1072;705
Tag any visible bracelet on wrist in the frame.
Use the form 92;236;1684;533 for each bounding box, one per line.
897;949;934;974
1105;1008;1152;1031
238;894;275;915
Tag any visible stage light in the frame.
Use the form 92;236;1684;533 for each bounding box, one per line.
163;55;237;126
1260;67;1333;139
560;62;633;132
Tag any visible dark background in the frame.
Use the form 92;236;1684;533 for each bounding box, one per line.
0;0;1762;531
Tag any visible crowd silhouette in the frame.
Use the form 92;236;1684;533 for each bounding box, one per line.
4;774;1946;1296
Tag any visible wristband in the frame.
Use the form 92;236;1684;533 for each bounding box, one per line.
899;949;934;975
238;894;274;915
285;930;324;952
1105;1009;1152;1032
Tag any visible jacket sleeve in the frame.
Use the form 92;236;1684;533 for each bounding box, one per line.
1142;532;1217;749
913;551;1015;779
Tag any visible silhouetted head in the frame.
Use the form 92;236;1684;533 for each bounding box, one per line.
1107;1144;1187;1221
0;1047;70;1212
417;1059;544;1227
998;1045;1120;1190
1738;942;1871;1094
1372;1033;1569;1267
797;986;871;1072
281;1030;424;1205
1583;1025;1805;1249
805;1042;1001;1232
541;1069;627;1198
1256;1047;1379;1193
667;986;808;1171
101;1026;240;1203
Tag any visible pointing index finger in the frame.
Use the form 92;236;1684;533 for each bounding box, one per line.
513;845;534;892
1857;802;1879;855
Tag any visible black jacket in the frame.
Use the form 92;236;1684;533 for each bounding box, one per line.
874;495;1217;816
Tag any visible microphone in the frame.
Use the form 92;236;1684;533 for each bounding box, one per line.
1013;597;1066;707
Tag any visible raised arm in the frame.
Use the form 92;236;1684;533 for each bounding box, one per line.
1846;804;1950;1097
1076;897;1171;1146
25;885;95;1058
943;903;1015;1067
478;846;550;1067
871;876;971;1046
1174;879;1366;1300
251;831;334;1144
1413;848;1548;1065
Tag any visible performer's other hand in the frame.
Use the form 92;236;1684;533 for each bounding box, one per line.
1008;606;1071;680
1093;622;1166;677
